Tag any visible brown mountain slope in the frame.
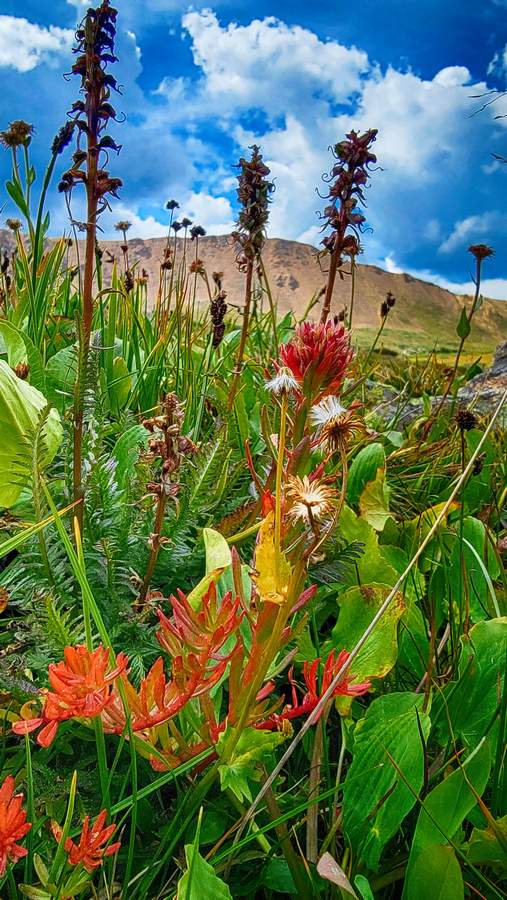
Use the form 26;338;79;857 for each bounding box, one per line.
1;230;505;351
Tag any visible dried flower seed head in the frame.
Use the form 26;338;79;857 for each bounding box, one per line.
166;199;179;211
115;220;131;233
285;474;338;526
468;244;495;261
190;225;206;240
189;257;205;275
232;145;274;267
265;366;299;396
455;407;478;432
210;290;228;348
123;269;134;292
172;221;182;233
280;320;353;403
313;399;367;452
212;270;224;287
320;128;377;258
0;121;34;149
181;217;193;228
51;122;75;156
5;219;22;232
386;290;396;308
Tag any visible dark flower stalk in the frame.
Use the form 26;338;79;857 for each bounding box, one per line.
228;145;274;411
319;129;378;324
432;244;494;422
60;0;122;526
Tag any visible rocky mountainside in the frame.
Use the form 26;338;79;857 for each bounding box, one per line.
2;230;506;351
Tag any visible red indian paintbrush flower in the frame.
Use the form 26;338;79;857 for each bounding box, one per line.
259;650;370;729
279;320;353;403
12;645;128;747
0;775;31;876
52;809;120;873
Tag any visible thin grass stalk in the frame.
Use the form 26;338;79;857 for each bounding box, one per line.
227;257;254;412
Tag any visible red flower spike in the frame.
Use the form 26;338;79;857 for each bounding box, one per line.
280;320;354;403
0;775;31;877
53;809;120;873
156;583;244;670
102;656;198;734
12;645;128;747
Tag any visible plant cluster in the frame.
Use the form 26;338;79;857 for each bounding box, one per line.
0;4;505;899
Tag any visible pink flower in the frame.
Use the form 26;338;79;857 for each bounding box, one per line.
280;321;353;402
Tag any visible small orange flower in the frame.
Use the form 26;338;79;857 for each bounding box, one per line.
0;775;31;877
12;645;128;747
53;810;120;873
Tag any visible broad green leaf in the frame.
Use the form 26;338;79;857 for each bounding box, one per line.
177;844;232;900
354;874;375;900
441;618;507;748
338;506;398;588
359;467;391;531
347;443;385;506
0;319;45;392
109;355;132;413
0;360;62;507
112;424;149;488
466;815;507;868
405;844;464;900
456;306;471;339
216;727;286;802
403;739;491;898
331;583;406;689
448;518;501;622
204;527;232;575
343;693;431;870
262;858;296;895
46;345;77;412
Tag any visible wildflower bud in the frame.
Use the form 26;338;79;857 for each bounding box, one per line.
51;122;75;156
5;219;22;232
181;217;193;228
190;224;206;240
123;269;134;292
13;362;30;380
166;199;179;211
233;145;274;267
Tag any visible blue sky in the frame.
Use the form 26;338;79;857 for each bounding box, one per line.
0;0;507;297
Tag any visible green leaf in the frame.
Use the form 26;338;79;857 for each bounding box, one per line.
203;527;232;575
112;424;149;488
354;874;375;900
0;360;62;507
359;467;391;531
331;583;406;691
347;443;386;506
216;727;286;802
109;355;132;413
466;816;507;869
441;618;507;748
403;739;491;899
46;345;77;412
0;319;45;392
177;845;232;900
262;858;296;895
448;518;500;622
456;306;471;339
405;844;464;900
338;506;398;588
343;693;431;870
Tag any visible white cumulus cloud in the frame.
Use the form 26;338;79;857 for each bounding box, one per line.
439;212;507;254
0;16;73;72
